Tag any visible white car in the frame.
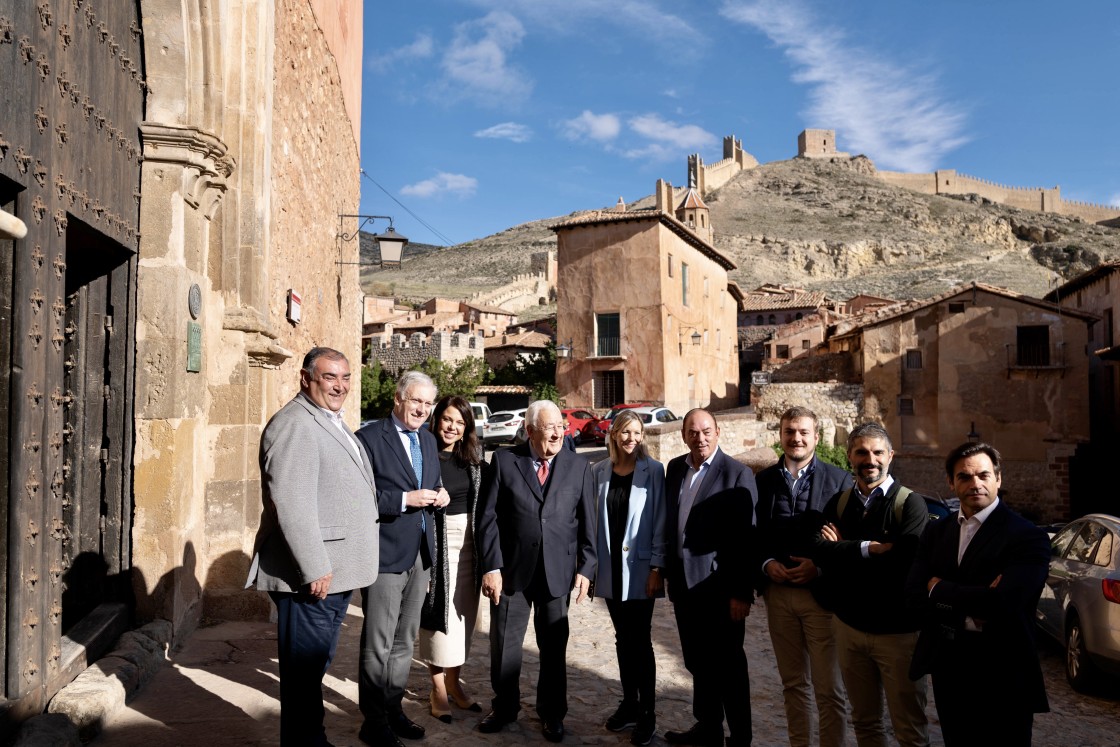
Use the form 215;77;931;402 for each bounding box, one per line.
628;406;679;426
470;402;492;429
483;409;526;445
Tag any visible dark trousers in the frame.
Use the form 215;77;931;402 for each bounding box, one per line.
673;579;752;745
605;597;656;710
931;642;1035;747
489;557;570;721
271;589;352;747
359;553;429;728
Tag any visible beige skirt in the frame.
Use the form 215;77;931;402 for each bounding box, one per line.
418;512;482;667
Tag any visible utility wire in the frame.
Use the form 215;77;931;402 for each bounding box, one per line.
360;169;457;247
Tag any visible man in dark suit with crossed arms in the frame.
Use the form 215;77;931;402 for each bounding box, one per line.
356;371;449;747
907;442;1049;747
665;408;757;747
475;399;596;743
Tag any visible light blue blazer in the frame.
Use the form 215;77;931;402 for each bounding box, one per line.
592;456;667;601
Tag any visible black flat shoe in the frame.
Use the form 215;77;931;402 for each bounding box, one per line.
542;719;565;743
358;724;404;747
388;711;426;740
665;723;723;747
477;710;516;733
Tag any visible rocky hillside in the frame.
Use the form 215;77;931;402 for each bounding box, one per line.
362;156;1120;303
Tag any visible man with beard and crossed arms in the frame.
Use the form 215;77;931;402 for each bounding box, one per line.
664;408;757;747
814;422;929;747
755;406;852;747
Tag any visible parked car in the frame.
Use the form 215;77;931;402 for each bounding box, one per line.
470;402;493;430
514;411;572;446
593;402;654;444
561;408;600;445
482;409;525;445
1036;513;1120;691
628;406;679;426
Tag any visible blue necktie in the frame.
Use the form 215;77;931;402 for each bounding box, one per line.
407;430;426;532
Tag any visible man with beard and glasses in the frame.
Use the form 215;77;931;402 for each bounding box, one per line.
814;423;929;747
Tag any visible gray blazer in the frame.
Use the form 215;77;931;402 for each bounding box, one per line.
247;392;379;594
592;456;667;601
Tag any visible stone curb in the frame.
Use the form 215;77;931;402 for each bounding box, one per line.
12;620;173;745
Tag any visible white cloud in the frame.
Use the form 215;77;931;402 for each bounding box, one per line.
474;122;533;143
441;11;533;103
628;114;718;151
1110;192;1120;208
464;0;704;50
560;110;622;143
368;33;434;73
400;172;479;198
721;0;969;171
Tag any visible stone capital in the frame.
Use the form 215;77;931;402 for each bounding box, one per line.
139;123;236;219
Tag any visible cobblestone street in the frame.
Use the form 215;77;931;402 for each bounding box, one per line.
95;588;1120;746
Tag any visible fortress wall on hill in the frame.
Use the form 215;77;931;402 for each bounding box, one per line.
878;169;1120;223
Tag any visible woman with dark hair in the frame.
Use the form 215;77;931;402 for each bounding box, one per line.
419;395;485;722
592;409;666;746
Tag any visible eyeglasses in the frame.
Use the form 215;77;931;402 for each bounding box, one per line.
534;424;566;434
406;397;434;409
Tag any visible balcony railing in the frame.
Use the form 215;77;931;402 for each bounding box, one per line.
595;336;621;357
1006;342;1065;371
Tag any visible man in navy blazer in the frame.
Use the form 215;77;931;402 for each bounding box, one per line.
664;409;757;747
475;400;596;743
906;443;1049;747
355;371;449;747
755;407;852;747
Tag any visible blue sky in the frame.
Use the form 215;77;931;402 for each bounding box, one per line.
359;0;1120;246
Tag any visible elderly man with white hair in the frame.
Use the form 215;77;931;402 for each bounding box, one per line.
475;400;597;743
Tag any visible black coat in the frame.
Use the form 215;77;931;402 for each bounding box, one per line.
905;500;1050;714
754;457;852;599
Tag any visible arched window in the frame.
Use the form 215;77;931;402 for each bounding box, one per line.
756;315;763;325
768;314;776;325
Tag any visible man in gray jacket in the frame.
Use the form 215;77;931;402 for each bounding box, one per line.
247;347;379;747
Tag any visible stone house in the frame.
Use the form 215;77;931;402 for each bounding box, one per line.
1045;262;1120;516
484;328;552;372
0;0;363;725
826;282;1096;522
553;181;739;414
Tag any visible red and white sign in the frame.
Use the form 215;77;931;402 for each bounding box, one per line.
287;289;302;324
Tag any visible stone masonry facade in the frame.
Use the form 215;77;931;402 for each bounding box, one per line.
369;331;485;374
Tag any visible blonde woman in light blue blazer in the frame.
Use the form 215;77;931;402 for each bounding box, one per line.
591;408;666;746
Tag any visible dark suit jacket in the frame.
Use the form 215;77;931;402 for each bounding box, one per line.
906;500;1050;713
476;443;597;598
356;417;440;573
664;447;757;603
755;457;852;597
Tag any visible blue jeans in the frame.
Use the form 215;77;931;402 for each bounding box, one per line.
271;589;352;747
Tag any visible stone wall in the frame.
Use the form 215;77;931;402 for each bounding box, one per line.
752;382;863;444
369;331;485;373
131;0;364;638
877;169;1120;224
641;410;771;463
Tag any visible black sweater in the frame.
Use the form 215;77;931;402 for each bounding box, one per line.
813;480;929;634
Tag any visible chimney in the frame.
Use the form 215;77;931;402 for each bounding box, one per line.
655;179;673;213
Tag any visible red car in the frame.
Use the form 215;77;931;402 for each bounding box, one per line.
561;408;601;445
594;402;654;444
